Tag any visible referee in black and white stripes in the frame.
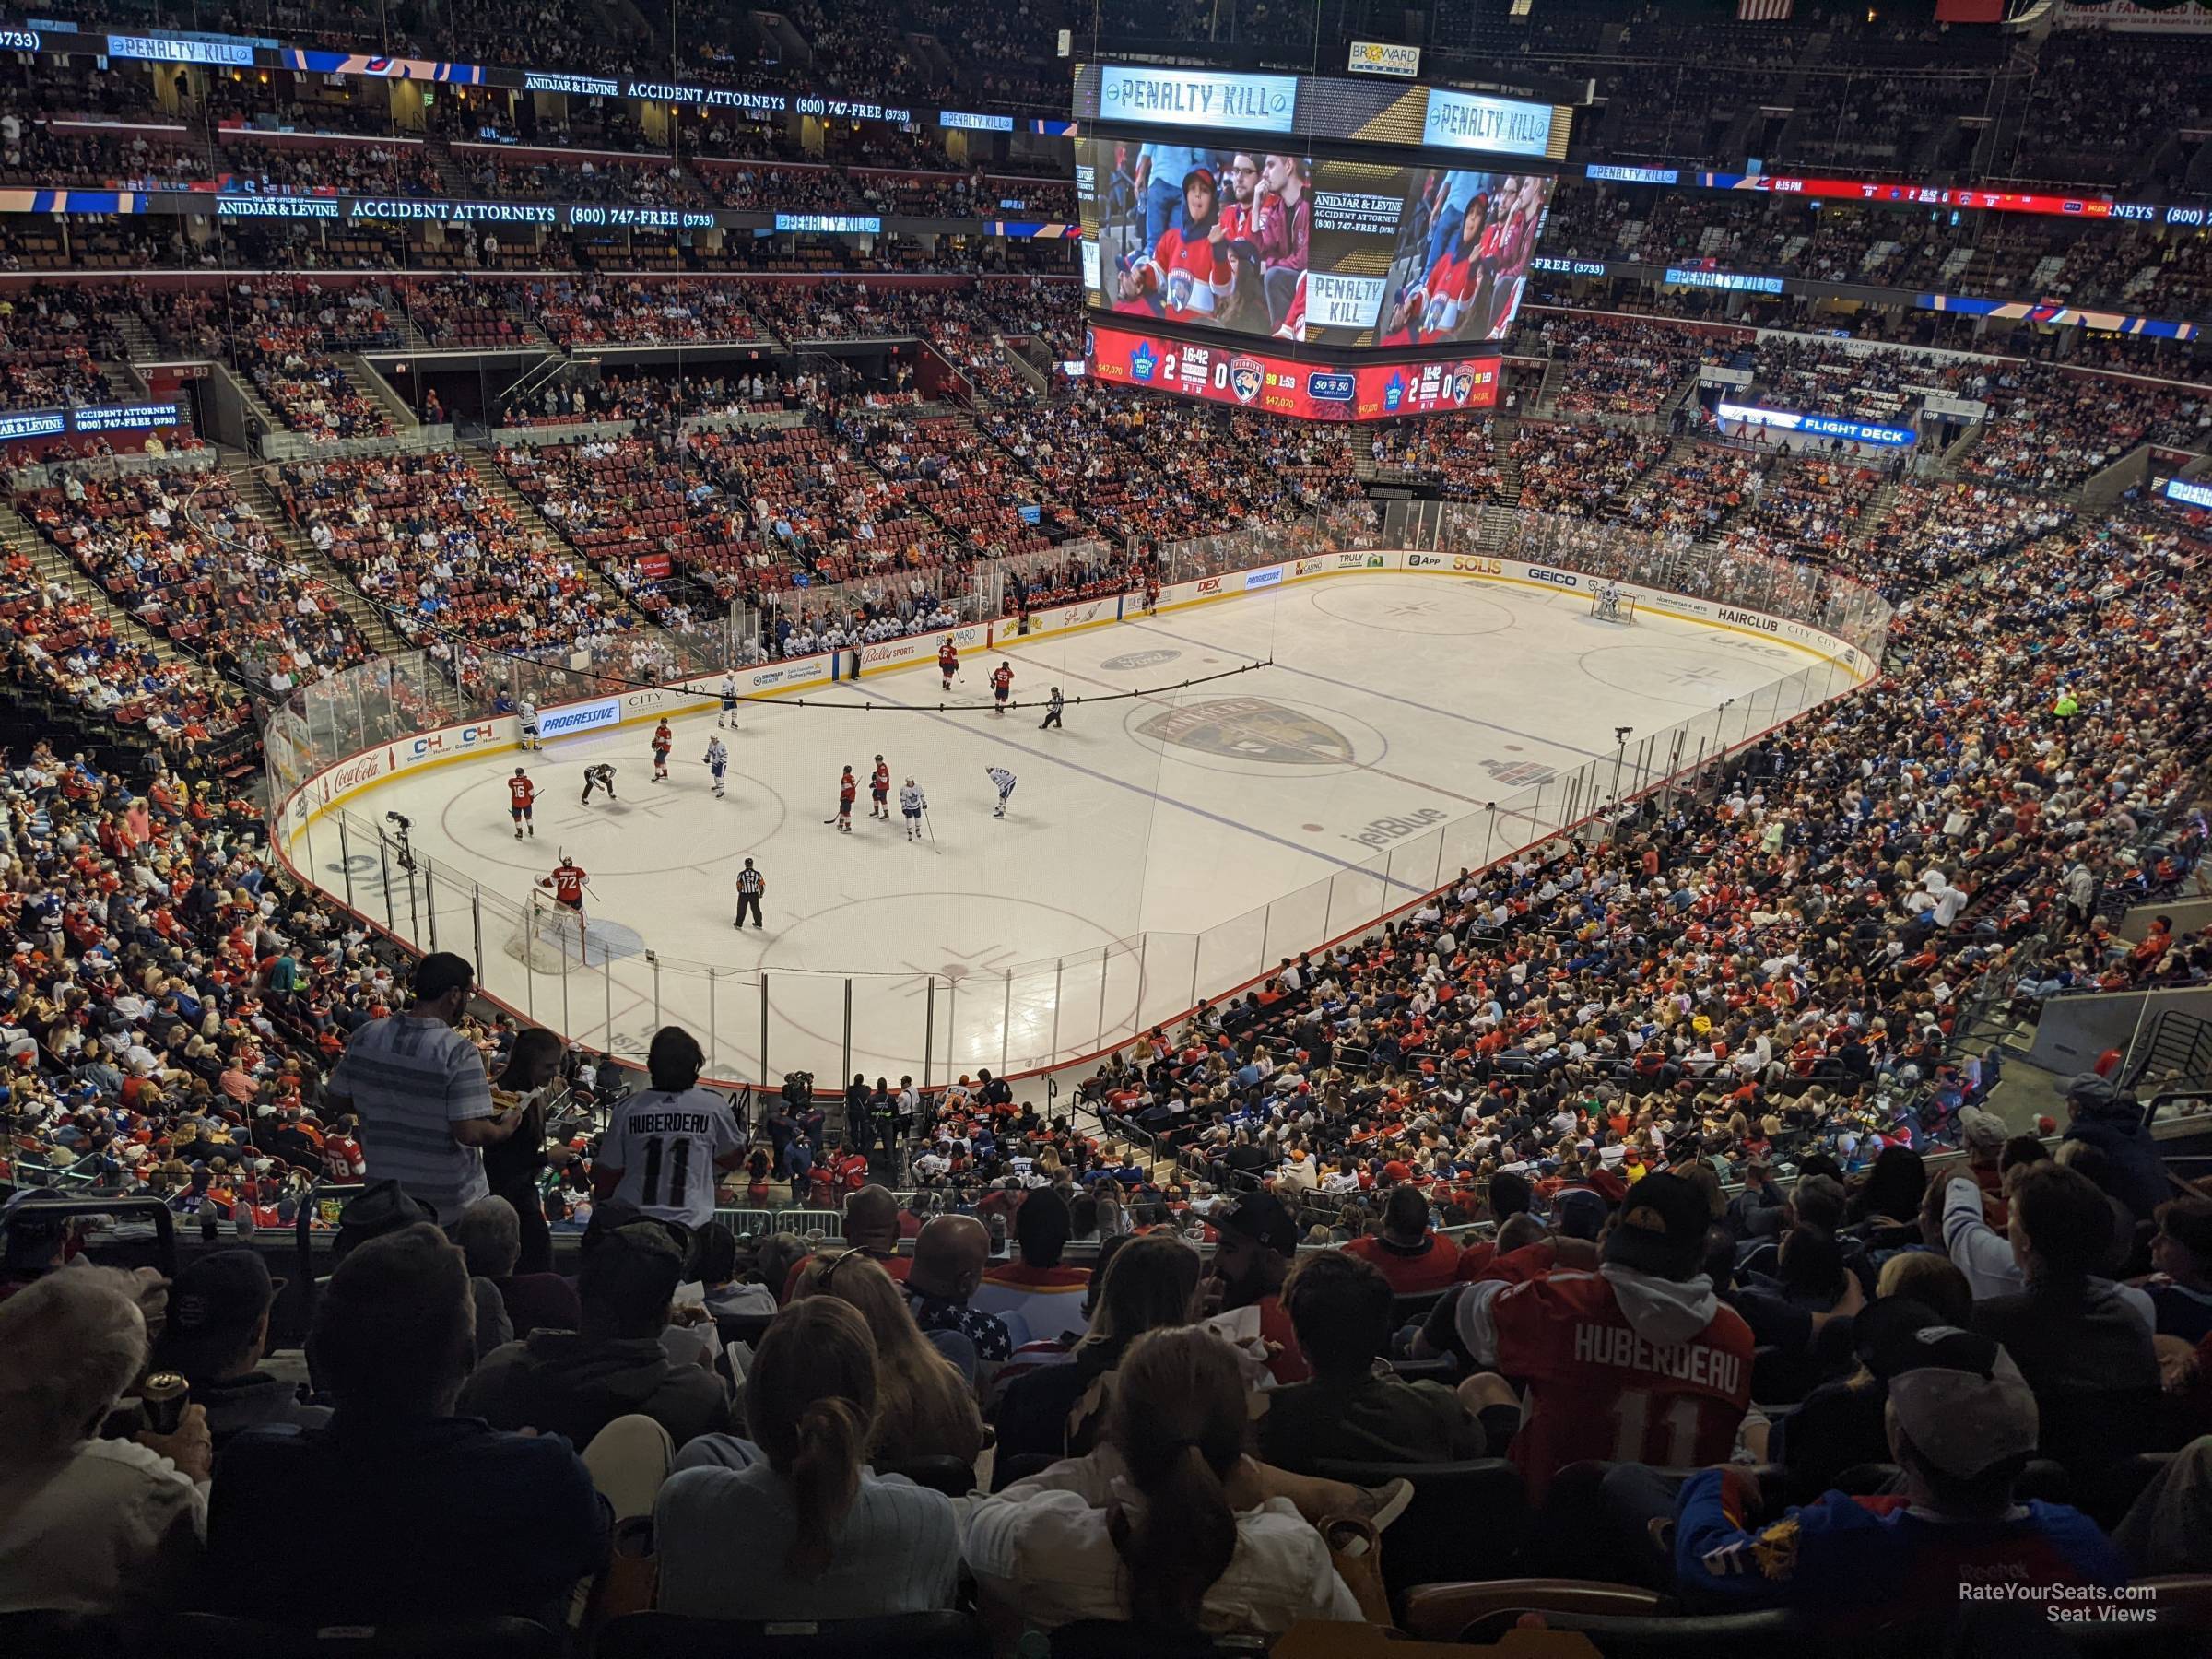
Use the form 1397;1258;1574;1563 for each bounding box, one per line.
734;858;766;929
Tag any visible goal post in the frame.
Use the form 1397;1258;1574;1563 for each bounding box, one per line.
505;889;588;971
1590;589;1637;625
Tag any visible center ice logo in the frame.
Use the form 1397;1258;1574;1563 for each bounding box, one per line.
1137;696;1353;764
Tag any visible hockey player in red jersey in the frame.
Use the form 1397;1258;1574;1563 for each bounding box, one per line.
651;719;673;782
536;852;592;963
990;662;1013;717
540;854;588;912
834;765;856;833
507;768;536;840
1412;1172;1753;1500
869;756;891;819
938;637;959;691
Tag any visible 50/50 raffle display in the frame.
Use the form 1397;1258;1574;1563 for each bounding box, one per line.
1086;323;1498;420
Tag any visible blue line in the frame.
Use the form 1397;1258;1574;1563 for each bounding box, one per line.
1121;616;1613;760
856;680;1426;894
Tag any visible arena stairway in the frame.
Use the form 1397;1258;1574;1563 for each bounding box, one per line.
1491;415;1523;504
109;309;160;367
337;352;425;431
1531;357;1567;417
218;452;412;660
0;497;189;672
213;361;294;453
0;493;268;775
459;445;673;634
1848;477;1902;547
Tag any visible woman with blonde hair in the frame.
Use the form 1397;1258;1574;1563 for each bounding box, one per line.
654;1296;959;1619
993;1230;1203;1470
965;1325;1363;1636
796;1250;982;1467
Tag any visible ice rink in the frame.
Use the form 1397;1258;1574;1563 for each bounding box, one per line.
314;574;1843;1083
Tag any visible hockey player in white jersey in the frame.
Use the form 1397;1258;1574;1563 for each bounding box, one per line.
718;674;739;728
518;699;540;751
985;765;1017;819
900;778;927;841
703;735;730;797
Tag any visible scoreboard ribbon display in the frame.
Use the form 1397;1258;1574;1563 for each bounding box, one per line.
1087;324;1499;421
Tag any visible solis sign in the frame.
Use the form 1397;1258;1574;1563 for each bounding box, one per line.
1087;324;1500;422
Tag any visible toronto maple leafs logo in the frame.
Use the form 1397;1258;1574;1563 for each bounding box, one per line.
1229;356;1265;405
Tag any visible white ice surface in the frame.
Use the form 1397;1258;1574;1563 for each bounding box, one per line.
313;575;1838;1085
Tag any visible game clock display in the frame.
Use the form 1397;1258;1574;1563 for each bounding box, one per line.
1086;324;1500;421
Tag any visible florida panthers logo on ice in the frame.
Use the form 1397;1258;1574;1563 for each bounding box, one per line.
1482;758;1558;787
1229;356;1265;405
1139;697;1353;765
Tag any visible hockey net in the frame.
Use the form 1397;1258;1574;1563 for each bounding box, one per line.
504;890;590;973
1590;589;1637;625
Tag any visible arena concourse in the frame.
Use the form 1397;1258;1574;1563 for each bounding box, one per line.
2;2;2212;1654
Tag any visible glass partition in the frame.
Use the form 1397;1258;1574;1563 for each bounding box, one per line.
265;510;1891;1088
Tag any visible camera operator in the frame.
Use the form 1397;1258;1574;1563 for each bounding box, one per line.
764;1072;819;1177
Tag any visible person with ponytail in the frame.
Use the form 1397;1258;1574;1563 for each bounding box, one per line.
653;1298;959;1621
795;1249;984;1468
963;1325;1364;1637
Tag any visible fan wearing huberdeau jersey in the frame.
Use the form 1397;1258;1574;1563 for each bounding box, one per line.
1415;1171;1753;1500
591;1027;748;1228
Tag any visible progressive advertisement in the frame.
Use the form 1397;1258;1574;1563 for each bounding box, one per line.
1086;324;1500;420
1080;139;1553;347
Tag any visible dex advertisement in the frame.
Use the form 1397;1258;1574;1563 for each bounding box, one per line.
1080;138;1553;347
1086;323;1500;421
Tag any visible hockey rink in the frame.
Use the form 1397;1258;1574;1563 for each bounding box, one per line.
305;575;1853;1084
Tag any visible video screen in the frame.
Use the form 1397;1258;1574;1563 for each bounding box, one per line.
1078;139;1553;348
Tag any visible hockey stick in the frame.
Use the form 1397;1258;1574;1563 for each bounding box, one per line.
924;806;939;853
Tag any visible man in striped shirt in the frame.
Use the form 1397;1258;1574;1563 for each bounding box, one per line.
324;952;520;1223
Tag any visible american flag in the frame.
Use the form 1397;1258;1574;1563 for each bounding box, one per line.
1737;0;1794;18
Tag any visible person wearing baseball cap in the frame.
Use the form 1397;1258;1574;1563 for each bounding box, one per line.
2056;1071;2167;1225
151;1249;328;1446
1208;1189;1308;1383
1955;1104;2011;1221
1667;1308;2128;1624
1412;1172;1753;1500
